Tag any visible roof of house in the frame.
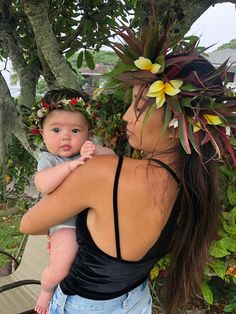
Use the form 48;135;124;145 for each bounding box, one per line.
206;48;236;66
81;64;112;76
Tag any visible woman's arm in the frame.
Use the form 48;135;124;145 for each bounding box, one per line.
21;155;118;235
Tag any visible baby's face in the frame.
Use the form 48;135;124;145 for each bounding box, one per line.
40;109;90;158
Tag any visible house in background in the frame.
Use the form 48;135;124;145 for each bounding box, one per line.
206;48;236;90
81;64;113;97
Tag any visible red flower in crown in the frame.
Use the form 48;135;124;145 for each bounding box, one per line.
41;101;50;109
70;98;79;106
31;128;39;135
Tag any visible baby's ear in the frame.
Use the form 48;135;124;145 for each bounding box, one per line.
39;129;44;136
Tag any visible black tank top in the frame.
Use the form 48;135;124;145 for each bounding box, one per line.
60;156;182;300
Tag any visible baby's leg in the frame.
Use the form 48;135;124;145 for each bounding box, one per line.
35;228;78;314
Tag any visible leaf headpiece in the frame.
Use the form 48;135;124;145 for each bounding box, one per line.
108;19;236;165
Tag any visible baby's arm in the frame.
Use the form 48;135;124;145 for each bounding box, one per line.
35;157;87;194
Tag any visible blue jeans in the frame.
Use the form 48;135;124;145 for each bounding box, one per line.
49;280;152;313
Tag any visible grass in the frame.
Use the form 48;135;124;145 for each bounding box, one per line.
0;210;25;267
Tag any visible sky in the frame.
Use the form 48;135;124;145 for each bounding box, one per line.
1;2;236;96
187;2;236;51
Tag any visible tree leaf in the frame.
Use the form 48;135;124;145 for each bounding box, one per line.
223;222;236;235
223;303;236;313
220;237;236;252
65;47;78;59
230;206;236;218
210;259;226;279
76;51;84;69
85;50;95;70
200;282;213;305
209;240;230;258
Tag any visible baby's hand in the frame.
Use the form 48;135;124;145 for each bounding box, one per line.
80;140;96;157
69;155;91;172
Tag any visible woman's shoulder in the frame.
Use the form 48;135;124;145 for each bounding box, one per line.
75;155;144;184
83;155;144;172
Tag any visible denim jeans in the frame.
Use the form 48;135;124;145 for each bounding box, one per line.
49;280;152;314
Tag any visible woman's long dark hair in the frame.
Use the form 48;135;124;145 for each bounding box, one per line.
163;58;222;313
164;145;221;313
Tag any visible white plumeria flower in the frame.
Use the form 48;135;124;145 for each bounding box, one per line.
169;118;178;128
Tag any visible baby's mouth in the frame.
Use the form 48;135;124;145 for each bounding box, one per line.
61;144;71;151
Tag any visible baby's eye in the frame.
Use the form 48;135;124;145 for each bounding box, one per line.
52;128;60;133
72;128;80;133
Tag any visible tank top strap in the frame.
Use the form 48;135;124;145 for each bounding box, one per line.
113;155;124;260
149;158;181;188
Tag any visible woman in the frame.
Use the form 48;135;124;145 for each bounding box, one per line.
20;22;236;314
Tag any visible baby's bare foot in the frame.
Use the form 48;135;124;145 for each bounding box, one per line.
35;290;53;314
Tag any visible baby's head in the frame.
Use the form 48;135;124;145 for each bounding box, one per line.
30;88;93;157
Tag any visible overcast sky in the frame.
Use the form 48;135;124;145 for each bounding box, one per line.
187;2;236;50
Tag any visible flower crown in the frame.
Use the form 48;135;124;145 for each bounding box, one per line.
29;96;95;143
108;19;236;165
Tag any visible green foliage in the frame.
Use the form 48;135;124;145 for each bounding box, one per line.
217;39;236;50
1;1;137;67
70;50;118;70
223;295;236;313
0;136;36;208
90;89;130;155
0;212;24;267
200;159;236;308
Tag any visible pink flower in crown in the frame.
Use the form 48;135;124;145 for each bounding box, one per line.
70;98;79;106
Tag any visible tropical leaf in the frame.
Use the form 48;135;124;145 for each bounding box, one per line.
200;282;213;305
210;240;230;258
223;222;236;235
220;237;236;252
104;63;135;78
155;55;165;73
179;97;192;108
166;95;182;114
178;113;191;154
118;70;156;84
180;84;197;92
211;259;226;279
109;44;133;64
162;104;172;136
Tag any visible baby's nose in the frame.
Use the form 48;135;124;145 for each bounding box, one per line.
61;132;70;140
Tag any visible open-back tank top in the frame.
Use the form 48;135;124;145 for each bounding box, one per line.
60;156;182;300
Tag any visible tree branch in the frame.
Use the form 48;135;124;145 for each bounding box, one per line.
21;0;89;101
